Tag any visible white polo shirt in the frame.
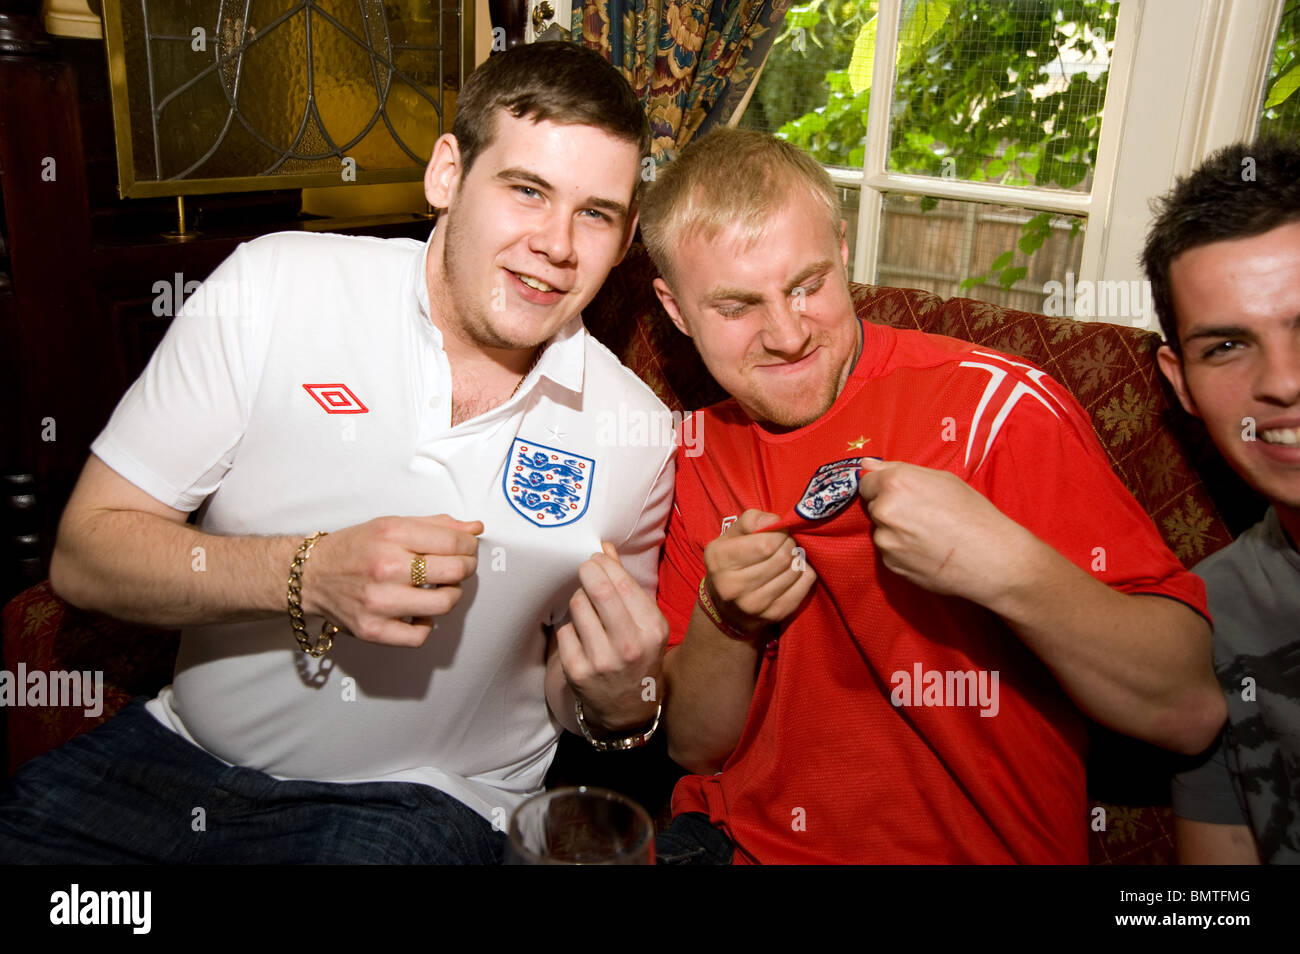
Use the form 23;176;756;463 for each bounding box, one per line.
90;230;676;821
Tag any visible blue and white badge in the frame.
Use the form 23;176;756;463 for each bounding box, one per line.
503;438;594;527
794;457;863;521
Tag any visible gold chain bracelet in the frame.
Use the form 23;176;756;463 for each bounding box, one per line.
287;531;340;657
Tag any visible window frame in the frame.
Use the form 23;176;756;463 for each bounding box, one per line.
802;0;1285;317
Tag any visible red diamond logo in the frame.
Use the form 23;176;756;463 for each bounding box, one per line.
303;383;369;414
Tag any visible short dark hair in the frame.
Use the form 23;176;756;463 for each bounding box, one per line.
1142;138;1300;351
451;42;651;183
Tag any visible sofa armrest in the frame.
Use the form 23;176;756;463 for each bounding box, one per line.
2;581;178;776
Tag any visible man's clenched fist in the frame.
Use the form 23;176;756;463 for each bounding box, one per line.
701;509;817;638
303;514;482;648
858;457;1032;605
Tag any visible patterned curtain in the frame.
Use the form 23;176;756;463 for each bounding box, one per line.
570;0;792;161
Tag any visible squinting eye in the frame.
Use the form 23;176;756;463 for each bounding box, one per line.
514;186;540;199
716;304;747;318
580;209;610;222
1203;340;1245;359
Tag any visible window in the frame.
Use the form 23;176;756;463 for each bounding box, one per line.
1259;0;1299;138
738;0;1288;326
739;0;1119;310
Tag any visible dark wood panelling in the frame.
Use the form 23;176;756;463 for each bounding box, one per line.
0;24;432;596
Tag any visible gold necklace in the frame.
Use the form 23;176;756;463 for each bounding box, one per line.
510;346;542;399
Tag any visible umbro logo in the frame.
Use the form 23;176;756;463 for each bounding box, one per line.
303;383;369;414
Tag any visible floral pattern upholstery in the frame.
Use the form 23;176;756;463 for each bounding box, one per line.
2;581;178;776
5;244;1258;863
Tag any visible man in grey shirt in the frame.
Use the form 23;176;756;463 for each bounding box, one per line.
1147;139;1300;864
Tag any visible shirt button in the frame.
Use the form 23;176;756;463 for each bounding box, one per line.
428;398;437;408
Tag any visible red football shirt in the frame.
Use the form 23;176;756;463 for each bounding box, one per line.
657;321;1208;864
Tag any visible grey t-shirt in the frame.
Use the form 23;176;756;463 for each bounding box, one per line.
1171;507;1300;864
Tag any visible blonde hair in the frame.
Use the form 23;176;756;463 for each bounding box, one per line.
640;127;841;289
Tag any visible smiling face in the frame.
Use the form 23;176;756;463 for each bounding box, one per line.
424;111;640;356
1156;221;1300;530
653;194;858;431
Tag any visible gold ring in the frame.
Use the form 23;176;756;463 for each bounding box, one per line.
410;554;427;587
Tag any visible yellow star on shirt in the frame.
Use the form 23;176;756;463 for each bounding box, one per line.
846;435;871;451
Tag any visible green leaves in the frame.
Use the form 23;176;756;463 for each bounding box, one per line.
959;212;1070;293
847;13;879;94
960;255;1027;292
782;0;826;34
1017;211;1055;255
849;0;952;95
748;0;1124;292
998;265;1028;289
752;0;874;160
1264;62;1299;109
1260;0;1300;135
898;0;951;62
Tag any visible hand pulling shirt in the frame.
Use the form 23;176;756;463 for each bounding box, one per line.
657;320;1208;863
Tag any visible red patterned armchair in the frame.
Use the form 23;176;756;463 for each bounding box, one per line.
3;245;1260;864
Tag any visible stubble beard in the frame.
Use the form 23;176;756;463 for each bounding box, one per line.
745;375;839;430
440;210;539;352
740;332;843;430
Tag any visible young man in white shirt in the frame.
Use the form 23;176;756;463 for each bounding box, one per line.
0;42;673;864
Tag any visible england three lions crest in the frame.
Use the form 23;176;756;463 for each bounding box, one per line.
794;457;863;521
504;438;594;527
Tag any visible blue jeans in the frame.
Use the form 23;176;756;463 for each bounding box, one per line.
0;698;504;864
655;812;735;865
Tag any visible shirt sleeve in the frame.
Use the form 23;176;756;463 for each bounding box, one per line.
1171;731;1249;824
90;240;273;512
970;367;1209;616
656;444;710;648
613;442;677;598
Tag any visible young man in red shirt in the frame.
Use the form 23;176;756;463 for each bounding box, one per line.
640;127;1225;864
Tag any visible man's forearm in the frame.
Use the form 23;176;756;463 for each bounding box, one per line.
662;605;761;774
51;509;299;628
989;531;1224;754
